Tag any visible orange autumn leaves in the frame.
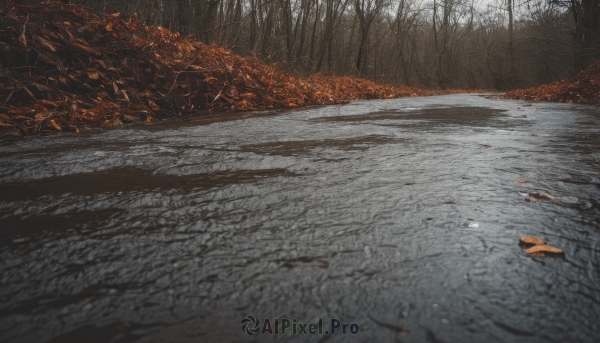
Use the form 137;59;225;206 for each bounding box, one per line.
519;236;564;256
0;2;455;136
505;60;600;104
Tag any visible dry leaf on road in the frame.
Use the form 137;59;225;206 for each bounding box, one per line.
525;195;537;203
527;192;558;201
526;245;564;254
520;236;545;245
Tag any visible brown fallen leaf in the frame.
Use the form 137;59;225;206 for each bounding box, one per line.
49;119;61;131
525;195;537;203
520;236;545;245
528;192;557;200
148;100;160;111
526;244;563;254
240;92;256;100
18;14;28;49
539;192;558;200
87;70;100;80
13;115;32;121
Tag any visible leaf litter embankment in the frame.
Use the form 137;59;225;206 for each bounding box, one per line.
0;2;458;137
504;60;600;105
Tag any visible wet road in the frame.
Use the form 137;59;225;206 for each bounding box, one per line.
1;94;600;342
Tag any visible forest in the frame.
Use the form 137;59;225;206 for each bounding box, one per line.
11;0;600;90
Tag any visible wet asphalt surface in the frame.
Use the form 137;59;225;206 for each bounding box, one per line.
1;94;600;342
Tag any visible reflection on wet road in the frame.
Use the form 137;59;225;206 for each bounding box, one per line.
1;94;600;342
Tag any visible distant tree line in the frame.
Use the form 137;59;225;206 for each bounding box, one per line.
13;0;600;90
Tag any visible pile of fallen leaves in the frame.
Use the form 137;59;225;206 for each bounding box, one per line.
0;1;440;136
505;60;600;104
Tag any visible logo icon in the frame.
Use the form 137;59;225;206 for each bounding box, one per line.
241;315;261;335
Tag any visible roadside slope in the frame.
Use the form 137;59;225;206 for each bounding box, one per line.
504;61;600;105
0;2;451;136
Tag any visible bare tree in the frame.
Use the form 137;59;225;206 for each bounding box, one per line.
12;0;585;89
